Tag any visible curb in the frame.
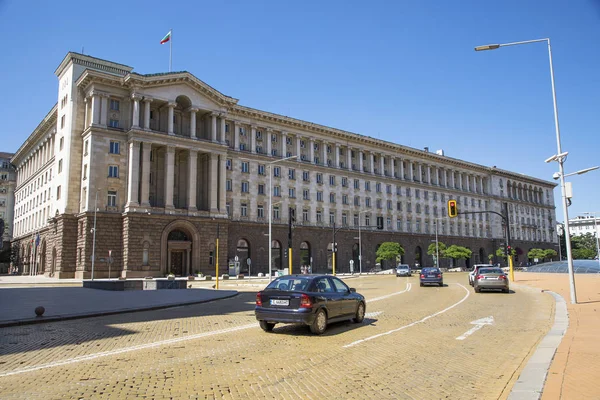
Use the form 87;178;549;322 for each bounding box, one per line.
508;290;568;400
0;291;240;328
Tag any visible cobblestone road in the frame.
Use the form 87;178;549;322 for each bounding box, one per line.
0;273;553;399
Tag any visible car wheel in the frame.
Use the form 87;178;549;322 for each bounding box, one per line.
353;302;365;323
420;283;424;287
259;321;275;332
474;286;480;293
310;309;328;335
503;288;510;293
439;283;444;287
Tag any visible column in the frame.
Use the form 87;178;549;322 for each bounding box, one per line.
219;154;227;213
189;108;198;139
167;102;176;135
399;159;404;179
417;163;423;182
126;141;140;207
309;138;315;163
187;150;197;211
346;146;352;170
164;146;175;208
296;135;302;161
131;95;141;129
83;98;89;128
209;153;219;212
233;121;240;150
322;141;327;166
359;150;364;172
211;113;217;142
250;125;257;153
281;132;287;156
335;144;340;168
408;161;413;181
100;94;108;126
220;116;227;143
266;128;273;156
380;154;385;176
449;170;455;189
140;142;151;207
427;165;431;184
90;94;100;126
143;99;152;130
369;153;375;174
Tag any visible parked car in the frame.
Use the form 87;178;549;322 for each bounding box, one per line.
255;274;366;335
396;264;412;277
469;264;495;286
419;267;443;287
473;267;510;293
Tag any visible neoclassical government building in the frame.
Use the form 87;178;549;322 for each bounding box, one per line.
10;52;558;278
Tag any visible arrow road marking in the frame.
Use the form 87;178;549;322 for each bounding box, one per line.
456;316;494;340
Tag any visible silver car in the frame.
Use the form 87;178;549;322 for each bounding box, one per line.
473;267;510;293
396;264;412;277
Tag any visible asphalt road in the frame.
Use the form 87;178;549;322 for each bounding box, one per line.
0;273;553;399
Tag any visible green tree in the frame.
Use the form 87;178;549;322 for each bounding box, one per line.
527;248;546;262
544;249;558;261
427;242;447;266
570;233;598;259
375;242;405;264
495;247;516;259
444;245;472;265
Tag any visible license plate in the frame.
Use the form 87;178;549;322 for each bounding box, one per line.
270;299;289;306
428;275;435;278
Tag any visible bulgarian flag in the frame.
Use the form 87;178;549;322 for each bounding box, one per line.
160;30;172;45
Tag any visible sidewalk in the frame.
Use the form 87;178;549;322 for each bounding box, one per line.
0;276;238;327
513;272;600;400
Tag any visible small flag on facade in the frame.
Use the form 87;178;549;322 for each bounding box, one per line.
160;30;172;44
35;233;40;247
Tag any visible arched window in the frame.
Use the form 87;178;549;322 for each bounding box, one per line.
168;230;189;241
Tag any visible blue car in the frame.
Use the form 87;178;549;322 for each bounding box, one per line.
255;274;366;335
420;267;444;287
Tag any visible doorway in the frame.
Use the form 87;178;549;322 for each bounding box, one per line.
170;251;184;275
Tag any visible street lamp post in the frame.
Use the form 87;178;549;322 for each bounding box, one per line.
268;155;297;281
474;38;600;304
357;210;368;275
583;212;600;269
434;220;439;269
91;189;99;281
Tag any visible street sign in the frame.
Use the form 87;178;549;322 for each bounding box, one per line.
247;258;251;266
109;250;112;257
234;255;239;262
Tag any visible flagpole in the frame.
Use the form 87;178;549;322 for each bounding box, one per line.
169;29;172;72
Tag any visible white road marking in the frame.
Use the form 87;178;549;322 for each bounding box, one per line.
0;323;257;378
365;311;384;318
368;282;412;302
456;316;494;340
343;283;470;348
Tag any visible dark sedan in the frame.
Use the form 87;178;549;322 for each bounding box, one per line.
255;274;366;335
419;267;444;287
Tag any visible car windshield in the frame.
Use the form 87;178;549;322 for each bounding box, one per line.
479;268;503;274
265;277;311;292
423;268;440;273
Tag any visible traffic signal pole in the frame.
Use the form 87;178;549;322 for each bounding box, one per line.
504;203;514;282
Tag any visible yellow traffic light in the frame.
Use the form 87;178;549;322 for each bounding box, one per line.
448;200;458;218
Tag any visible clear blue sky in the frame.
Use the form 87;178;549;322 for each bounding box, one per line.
1;0;599;221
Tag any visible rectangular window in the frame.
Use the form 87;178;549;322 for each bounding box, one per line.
274;186;281;197
317;191;323;202
241;203;248;217
108;190;117;206
415;189;420;199
273;206;280;220
56;185;61;200
342;213;348;225
273;167;280;177
354;179;360;189
109;119;120;128
316;173;323;184
329;193;336;203
406;188;411;197
365;181;371;191
303;209;309;222
303;189;310;200
424;191;429;200
289;168;295;180
84;140;89;155
110;99;120;111
59;137;64;150
289;188;296;198
342;177;348;187
316;210;322;222
257;205;264;218
226;159;233;170
109;141;119;154
60;115;65;129
241;162;249;173
108;165;119;178
258;184;265;195
366;197;371;208
58;159;63;173
342;194;348;205
226;180;232;191
302;171;310;182
241;181;249;193
329;175;336;186
376;199;382;209
83;165;87;180
376;183;381;193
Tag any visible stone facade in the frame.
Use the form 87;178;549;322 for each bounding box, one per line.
8;52;559;278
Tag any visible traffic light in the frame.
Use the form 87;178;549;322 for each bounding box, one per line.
376;216;384;230
447;200;458;218
507;245;512;254
289;208;296;224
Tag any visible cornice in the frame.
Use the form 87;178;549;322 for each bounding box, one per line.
12;104;58;165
